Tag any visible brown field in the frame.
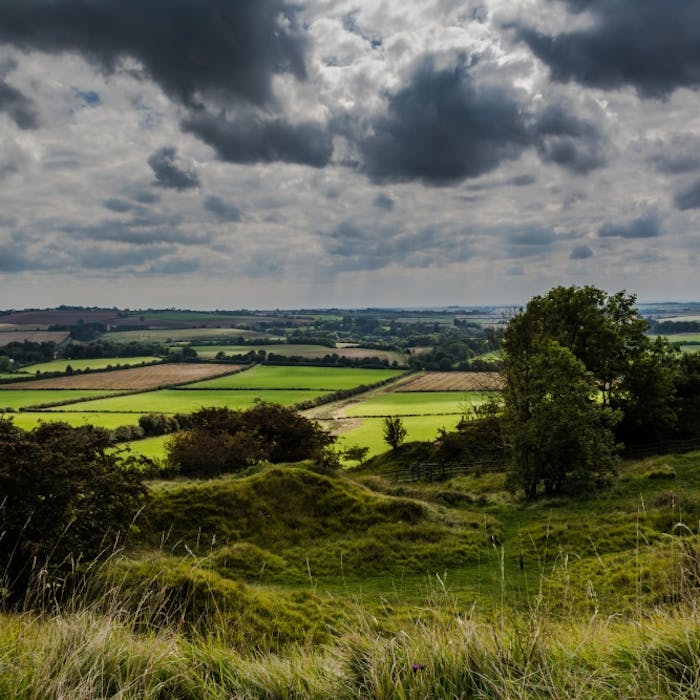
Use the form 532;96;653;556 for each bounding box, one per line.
395;371;503;392
1;363;245;391
0;330;70;346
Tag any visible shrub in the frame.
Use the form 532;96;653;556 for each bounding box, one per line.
0;418;147;606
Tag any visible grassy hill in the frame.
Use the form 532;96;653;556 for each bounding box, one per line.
4;447;700;697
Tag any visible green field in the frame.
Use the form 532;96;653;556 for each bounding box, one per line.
6;411;144;431
104;328;276;344
680;344;700;353
343;390;493;417
125;434;170;461
23;356;162;374
653;332;700;343
331;414;459;459
49;388;331;414
187;365;405;390
0;390;122;410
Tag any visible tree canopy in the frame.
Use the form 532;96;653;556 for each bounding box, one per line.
501;285;681;499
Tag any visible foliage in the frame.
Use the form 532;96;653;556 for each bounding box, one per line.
0;418;147;604
383;416;407;450
166;403;335;477
344;445;370;465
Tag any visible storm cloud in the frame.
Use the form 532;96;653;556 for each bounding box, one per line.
674;180;700;211
0;80;39;129
598;215;662;239
183;111;333;167
0;0;307;108
148;147;199;190
357;58;530;185
516;0;700;98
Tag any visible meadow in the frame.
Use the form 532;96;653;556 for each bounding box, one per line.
0;390;123;410
186;364;405;390
5;450;700;697
21;356;162;374
51;388;331;414
9;411;145;431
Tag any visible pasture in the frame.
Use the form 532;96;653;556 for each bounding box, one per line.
22;356;163;374
4;363;242;390
0;390;121;410
329;414;459;459
8;411;143;431
186;365;405;390
51;388;330;414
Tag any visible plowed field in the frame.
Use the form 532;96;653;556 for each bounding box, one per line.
1;363;244;390
395;371;503;392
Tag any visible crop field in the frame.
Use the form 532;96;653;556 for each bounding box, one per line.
22;356;163;374
104;328;276;344
50;388;330;414
7;411;143;431
0;390;121;410
193;343;406;363
3;363;243;390
343;390;493;417
0;330;70;345
395;371;502;392
187;365;405;390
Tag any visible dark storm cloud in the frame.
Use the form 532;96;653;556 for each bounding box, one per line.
533;104;606;174
75;244;173;270
515;0;700;98
598;215;661;239
0;0;306;108
204;195;242;222
0;80;39;129
358;58;530;185
570;244;593;260
182;111;333;167
147;147;199;190
0;241;42;271
648;134;700;174
373;193;395;210
508;228;557;247
355;57;607;185
674;180;700;210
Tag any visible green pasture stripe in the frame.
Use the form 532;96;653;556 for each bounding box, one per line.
343;391;493;417
329;414;460;459
0;389;122;410
23;357;162;374
185;365;404;390
7;411;144;430
47;388;331;414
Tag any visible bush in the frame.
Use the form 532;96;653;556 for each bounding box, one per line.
0;418;147;606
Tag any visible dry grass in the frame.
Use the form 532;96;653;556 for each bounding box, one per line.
1;363;245;390
396;371;503;392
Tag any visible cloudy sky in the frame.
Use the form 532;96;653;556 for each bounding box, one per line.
1;0;699;309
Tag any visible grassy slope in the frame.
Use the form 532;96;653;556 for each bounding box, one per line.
6;448;700;696
343;390;493;416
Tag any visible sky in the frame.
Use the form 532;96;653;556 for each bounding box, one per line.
1;0;699;310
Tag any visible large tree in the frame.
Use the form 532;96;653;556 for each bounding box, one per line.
502;285;678;498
